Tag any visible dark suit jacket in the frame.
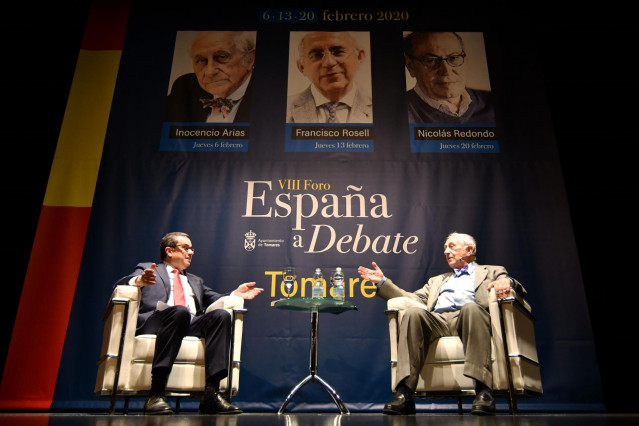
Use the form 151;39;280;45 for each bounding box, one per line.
376;264;526;311
164;73;253;123
114;262;228;332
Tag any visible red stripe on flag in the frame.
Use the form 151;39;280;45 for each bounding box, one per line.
81;0;132;51
0;206;91;410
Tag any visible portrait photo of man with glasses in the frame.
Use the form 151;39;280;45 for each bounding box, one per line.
403;32;494;124
286;31;373;123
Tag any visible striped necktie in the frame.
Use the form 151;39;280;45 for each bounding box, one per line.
324;102;339;123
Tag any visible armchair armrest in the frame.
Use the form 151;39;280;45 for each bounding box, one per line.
101;285;140;321
95;286;141;396
384;296;429;387
387;296;428;312
208;295;246;399
488;287;539;392
111;284;140;300
100;286;141;349
386;297;428;329
205;295;245;313
488;287;531;314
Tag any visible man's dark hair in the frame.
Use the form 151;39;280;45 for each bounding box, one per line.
160;232;191;260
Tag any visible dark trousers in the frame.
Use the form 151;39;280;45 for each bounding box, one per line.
138;305;232;384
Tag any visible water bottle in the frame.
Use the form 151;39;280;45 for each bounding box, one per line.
312;268;324;299
332;267;345;300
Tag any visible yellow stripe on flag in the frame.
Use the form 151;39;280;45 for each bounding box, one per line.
44;49;121;208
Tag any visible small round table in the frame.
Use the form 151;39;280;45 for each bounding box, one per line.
273;297;358;414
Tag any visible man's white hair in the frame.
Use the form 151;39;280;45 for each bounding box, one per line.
446;232;477;255
189;31;256;56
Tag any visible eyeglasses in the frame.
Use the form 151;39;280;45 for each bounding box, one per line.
410;52;466;70
173;244;195;253
306;47;356;63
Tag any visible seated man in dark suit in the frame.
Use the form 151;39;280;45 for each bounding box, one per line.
114;231;263;415
164;31;255;123
403;32;495;124
358;232;525;415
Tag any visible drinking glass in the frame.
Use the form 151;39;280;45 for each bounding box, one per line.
283;267;296;298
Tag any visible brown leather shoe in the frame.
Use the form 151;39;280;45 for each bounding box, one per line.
144;395;173;415
471;389;496;415
199;392;243;415
382;394;416;415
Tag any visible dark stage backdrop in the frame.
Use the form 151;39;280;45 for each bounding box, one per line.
0;0;603;412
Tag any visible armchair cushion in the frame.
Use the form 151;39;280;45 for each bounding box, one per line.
132;335;205;363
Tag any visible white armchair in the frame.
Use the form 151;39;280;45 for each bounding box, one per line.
385;288;542;414
94;285;246;413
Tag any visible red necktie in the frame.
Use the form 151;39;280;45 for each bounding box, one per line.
172;269;186;306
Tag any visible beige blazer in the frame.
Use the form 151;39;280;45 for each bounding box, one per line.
376;264;526;310
286;85;373;123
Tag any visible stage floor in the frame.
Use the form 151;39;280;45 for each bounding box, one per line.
1;412;638;425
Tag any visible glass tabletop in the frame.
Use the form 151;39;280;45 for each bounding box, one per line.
273;297;358;314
